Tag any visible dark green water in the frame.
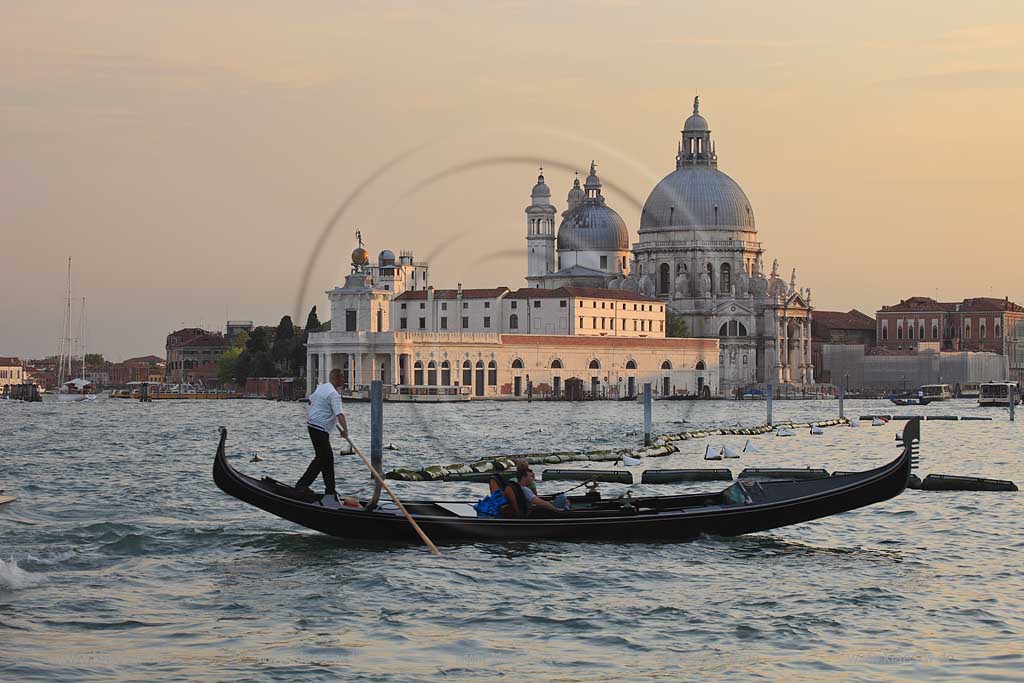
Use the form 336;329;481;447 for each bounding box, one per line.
1;397;1021;681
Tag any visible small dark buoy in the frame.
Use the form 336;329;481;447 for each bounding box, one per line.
920;474;1017;492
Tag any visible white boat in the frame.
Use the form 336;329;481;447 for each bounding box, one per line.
958;382;981;399
722;445;740;459
978;382;1020;407
919;384;953;401
621;454;641;467
871;417;888;427
742;439;761;453
54;258;95;403
704;444;722;460
809;425;824;435
775;428;796;437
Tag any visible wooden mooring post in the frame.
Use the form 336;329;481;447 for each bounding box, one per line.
839;382;845;420
643;382;652;446
766;383;774;425
1011;385;1016;422
364;380;384;510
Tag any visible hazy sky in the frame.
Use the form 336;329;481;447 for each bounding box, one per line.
3;1;1023;360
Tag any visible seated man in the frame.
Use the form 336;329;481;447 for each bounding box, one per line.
515;462;569;514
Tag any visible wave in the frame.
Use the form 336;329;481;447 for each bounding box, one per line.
0;556;44;591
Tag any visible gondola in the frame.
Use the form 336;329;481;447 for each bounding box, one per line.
213;419;919;545
890;396;931;406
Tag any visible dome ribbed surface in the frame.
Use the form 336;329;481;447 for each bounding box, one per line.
640;167;754;231
557;203;629;251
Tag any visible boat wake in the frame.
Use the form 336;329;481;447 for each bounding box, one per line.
0;556;45;591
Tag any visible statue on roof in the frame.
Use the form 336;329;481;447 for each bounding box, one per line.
693;95;700;114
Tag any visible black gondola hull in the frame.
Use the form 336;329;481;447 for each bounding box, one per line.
213;423;915;545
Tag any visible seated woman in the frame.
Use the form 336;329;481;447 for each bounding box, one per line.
488;471;526;518
515;462;569;514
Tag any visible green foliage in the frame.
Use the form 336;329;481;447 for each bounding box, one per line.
231;330;250;349
304;306;321;335
217;347;243;385
666;311;689;338
275;315;295;341
84;353;105;367
245;326;272;354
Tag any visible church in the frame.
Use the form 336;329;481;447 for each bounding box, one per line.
527;97;813;393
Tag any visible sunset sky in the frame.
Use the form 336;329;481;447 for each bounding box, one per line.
3;1;1023;359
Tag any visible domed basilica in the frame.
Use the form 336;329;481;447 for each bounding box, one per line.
526;97;813;392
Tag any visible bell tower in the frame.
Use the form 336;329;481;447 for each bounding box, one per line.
525;168;556;287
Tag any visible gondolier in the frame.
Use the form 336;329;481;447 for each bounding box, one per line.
296;368;349;507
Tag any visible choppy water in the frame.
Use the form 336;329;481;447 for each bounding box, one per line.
1;396;1021;682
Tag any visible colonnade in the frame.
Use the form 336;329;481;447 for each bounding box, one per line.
772;315;813;384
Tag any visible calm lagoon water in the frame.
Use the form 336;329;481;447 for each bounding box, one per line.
1;397;1021;682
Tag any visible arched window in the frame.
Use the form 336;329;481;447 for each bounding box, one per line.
427;361;437;385
625;359;637;370
659;263;670;294
897;326;903;340
719;323;729;336
509;313;518;330
932;325;938;340
882;325;888;340
737;322;747;336
694;360;705;370
919;325;925;340
441;360;451;385
512;358;524;369
995;323;1001;337
909;325;914;340
550;359;563;369
720;263;731;293
965;324;971;339
981;323;986;338
414;361;424;386
462;360;472;385
662;360;673;370
588;359;600;370
487;360;497;385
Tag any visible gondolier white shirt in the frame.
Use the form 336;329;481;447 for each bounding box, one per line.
307;383;344;434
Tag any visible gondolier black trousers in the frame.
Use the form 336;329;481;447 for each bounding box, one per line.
297;426;336;495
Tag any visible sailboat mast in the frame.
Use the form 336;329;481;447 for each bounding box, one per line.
80;297;87;380
59;257;72;385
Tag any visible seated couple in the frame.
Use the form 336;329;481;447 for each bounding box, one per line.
476;460;570;518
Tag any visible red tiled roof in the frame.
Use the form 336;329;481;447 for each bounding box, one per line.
0;357;22;366
812;309;876;331
958;297;1024;313
500;335;718;349
507;286;662;303
879;297;958;313
123;355;165;364
172;334;229;349
394;287;510;301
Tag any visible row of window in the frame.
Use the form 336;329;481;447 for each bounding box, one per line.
409;357;686;375
882;322;1002;341
399;299;658;312
657;262;735;295
0;369;23;379
578;317;662;332
400;316;490;330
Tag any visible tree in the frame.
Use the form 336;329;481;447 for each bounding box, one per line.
231;330;249;349
666;311;689;338
304;306;321;334
274;315;295;341
217;347;243;385
84;353;105;367
272;315;297;370
245;326;272;354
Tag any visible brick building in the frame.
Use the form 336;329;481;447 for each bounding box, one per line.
166;328;230;385
810;310;876;384
0;357;26;393
876;296;1024;382
110;355;166;386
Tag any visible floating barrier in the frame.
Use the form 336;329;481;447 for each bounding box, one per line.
0;495;15;506
860;415;993;422
919;474;1018;492
542;469;633;484
386;418;852;481
738;467;831;480
641;469;733;484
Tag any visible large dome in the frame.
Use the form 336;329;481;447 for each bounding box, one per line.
639;166;755;232
557;203;629;251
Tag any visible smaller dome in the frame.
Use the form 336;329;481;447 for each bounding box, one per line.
683;113;708;132
352;247;369;268
531;170;550;198
378;249;395;266
584;160;601;190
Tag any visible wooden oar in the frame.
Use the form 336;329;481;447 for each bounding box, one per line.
342;435;440;556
